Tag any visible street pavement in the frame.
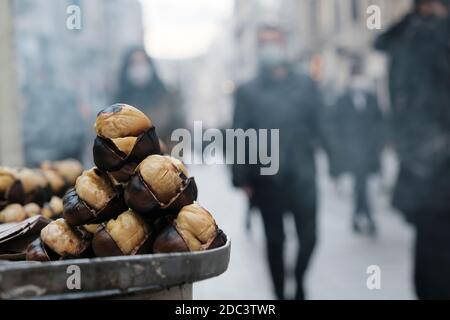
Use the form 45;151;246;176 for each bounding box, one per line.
192;150;415;300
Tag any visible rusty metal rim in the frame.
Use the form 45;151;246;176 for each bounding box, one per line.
0;237;231;299
0;238;231;271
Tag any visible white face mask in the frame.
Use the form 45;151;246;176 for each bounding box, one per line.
259;44;287;68
127;63;153;87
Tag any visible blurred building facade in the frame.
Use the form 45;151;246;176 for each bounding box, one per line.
232;0;413;107
14;0;143;118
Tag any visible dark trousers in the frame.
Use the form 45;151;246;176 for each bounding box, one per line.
414;213;450;299
354;172;370;215
254;180;317;300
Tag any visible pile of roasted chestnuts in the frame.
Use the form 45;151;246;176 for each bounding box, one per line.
26;104;226;261
0;159;83;224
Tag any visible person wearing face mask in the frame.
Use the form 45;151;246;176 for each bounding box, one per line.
330;57;385;236
232;25;329;300
114;47;184;145
375;0;450;299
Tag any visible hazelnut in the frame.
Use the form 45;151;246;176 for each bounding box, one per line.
92;210;151;257
63;168;127;226
24;203;41;217
0;204;27;223
153;204;226;253
39;219;91;258
93;104;161;172
124;155;198;216
95;104;152;139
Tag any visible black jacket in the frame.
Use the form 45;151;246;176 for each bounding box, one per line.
375;14;450;215
329;90;385;176
232;68;328;195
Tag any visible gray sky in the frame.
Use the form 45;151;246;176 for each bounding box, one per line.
140;0;234;59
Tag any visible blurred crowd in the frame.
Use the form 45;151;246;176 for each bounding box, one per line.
4;0;450;300
230;0;449;300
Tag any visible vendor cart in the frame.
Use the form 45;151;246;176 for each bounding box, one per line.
0;237;230;300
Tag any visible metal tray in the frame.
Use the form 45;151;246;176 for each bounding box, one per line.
0;237;230;299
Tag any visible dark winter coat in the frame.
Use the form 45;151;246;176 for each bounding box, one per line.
375;14;450;216
329;90;385;177
232;68;328;205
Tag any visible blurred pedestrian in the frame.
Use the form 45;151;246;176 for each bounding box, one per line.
232;25;328;300
375;0;450;299
331;57;385;236
114;47;184;145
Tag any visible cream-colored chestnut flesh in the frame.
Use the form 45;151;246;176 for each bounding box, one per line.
75;168;115;211
138;155;188;204
0;204;27;223
40;219;88;257
95;104;152;139
175;203;218;251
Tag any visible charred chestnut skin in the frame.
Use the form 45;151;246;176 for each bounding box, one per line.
108;162;138;183
26;238;94;262
25;183;53;207
26;238;51;261
92;223;152;257
124;172;198;217
26;238;59;262
93;127;161;172
0;180;26;210
63;187;127;226
152;225;189;253
152;225;226;254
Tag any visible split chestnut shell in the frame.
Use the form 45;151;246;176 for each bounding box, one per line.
93;104;161;173
92;210;152;257
26;219;92;261
124;155;197;217
63;168;127;226
153;203;226;253
0;167;25;210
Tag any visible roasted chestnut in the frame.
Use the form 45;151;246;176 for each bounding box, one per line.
93;104;161;173
92;210;151;257
41;196;64;219
0;167;25;210
41;159;84;190
26;219;91;261
16;168;52;206
24;202;41;217
51;159;84;186
63;168;127;226
0;203;27;223
153;203;226;253
124;155;197;216
26;238;59;262
41;169;66;197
